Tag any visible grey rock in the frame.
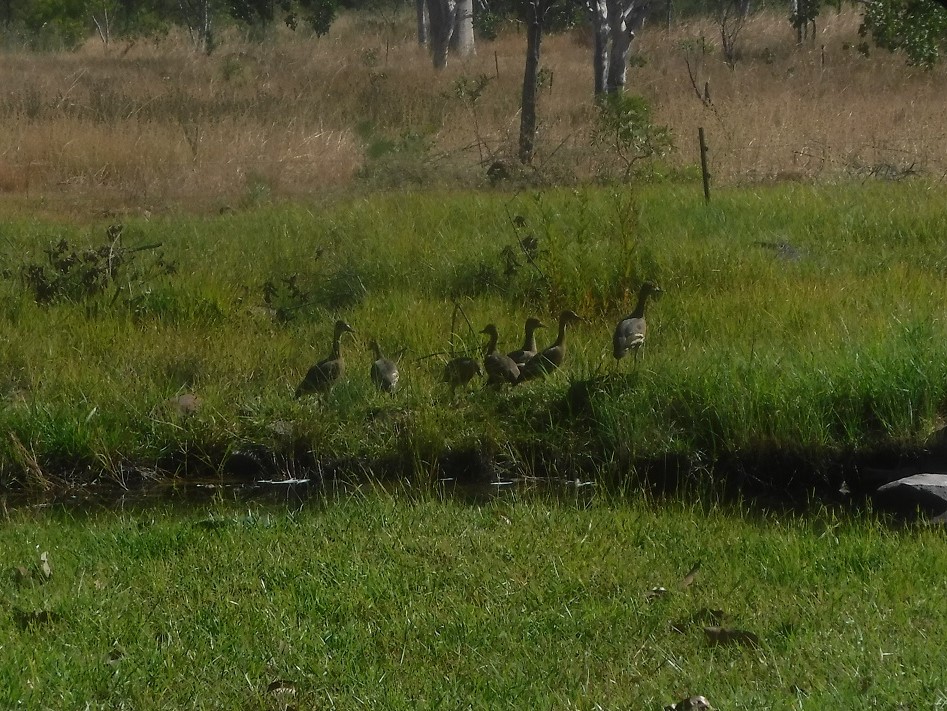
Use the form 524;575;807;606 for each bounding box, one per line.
874;473;947;516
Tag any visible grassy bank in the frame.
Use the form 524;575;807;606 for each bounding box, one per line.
0;181;945;490
3;492;946;708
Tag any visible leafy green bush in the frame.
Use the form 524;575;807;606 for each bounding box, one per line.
591;94;673;181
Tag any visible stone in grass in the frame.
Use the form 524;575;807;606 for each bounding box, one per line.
168;393;202;416
664;696;713;711
874;473;947;518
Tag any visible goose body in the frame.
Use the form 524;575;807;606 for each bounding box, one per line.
480;324;521;387
613;282;661;363
506;317;545;368
443;357;482;394
295;320;355;397
369;340;400;393
516;310;583;384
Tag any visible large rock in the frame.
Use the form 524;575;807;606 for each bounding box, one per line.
874;473;947;517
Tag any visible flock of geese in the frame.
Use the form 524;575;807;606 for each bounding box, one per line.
294;282;663;398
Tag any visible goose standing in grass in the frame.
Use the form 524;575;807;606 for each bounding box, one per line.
613;282;662;365
369;339;400;393
516;310;584;384
295;320;355;397
480;324;521;387
506;317;545;369
443;357;482;395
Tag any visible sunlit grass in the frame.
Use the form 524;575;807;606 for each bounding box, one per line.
1;492;946;708
0;182;944;487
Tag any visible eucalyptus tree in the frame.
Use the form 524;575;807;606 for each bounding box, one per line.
179;0;215;52
860;0;947;67
518;0;551;162
591;0;650;93
425;0;475;67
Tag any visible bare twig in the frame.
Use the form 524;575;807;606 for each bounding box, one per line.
449;299;478;355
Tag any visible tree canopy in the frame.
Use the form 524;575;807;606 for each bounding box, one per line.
860;0;947;67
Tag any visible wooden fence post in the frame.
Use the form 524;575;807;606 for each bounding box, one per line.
698;127;711;203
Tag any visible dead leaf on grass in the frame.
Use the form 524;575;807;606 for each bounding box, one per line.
664;694;713;710
703;625;761;648
681;560;701;589
670;607;726;634
266;679;297;694
107;642;126;666
13;608;60;629
39;551;52;580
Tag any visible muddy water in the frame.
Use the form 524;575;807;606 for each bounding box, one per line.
0;473;601;512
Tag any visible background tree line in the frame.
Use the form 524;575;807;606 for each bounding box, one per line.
0;0;944;67
0;0;942;165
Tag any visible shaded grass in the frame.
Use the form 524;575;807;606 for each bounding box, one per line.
2;492;947;708
0;182;946;488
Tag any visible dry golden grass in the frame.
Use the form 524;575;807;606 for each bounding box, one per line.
0;7;944;215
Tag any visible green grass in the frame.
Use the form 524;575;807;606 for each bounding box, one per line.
2;491;946;708
0;181;946;487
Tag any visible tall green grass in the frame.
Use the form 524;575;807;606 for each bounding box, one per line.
0;181;945;486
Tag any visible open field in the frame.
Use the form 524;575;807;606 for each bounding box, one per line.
3;493;947;709
0;182;944;493
3;13;947;707
0;8;945;213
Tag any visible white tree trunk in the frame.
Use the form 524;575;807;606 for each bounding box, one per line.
179;0;214;54
600;0;648;93
417;0;429;46
452;0;476;57
427;0;457;68
591;0;610;95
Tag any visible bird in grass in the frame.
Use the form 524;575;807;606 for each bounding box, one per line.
369;339;400;393
506;317;545;369
295;320;355;397
613;282;662;365
516;310;584;384
443;357;482;395
480;324;521;387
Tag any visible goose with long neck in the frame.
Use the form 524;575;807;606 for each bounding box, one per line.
613;282;662;364
480;324;521;387
369;339;400;393
506;317;545;368
295;320;355;397
516;310;584;384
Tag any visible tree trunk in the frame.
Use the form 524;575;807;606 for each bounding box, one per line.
451;0;476;56
92;4;112;46
591;0;609;95
427;0;457;68
179;0;214;54
606;0;630;92
518;2;543;164
417;0;429;45
199;0;213;55
605;0;647;92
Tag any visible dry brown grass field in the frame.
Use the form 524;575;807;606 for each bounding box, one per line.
0;7;944;216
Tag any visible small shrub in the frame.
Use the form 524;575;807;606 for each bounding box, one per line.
17;226;177;307
356;126;438;189
591;94;673;182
